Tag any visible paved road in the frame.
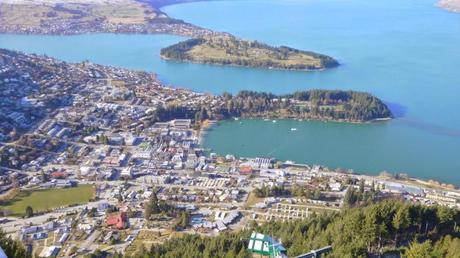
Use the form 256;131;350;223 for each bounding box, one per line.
1;200;113;235
79;230;101;252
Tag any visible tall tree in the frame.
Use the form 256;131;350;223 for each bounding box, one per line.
25;206;33;218
393;204;410;246
0;229;29;258
405;241;433;258
344;187;358;207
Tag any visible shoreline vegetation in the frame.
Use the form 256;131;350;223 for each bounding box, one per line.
149;89;393;127
160;37;339;71
195;90;393;123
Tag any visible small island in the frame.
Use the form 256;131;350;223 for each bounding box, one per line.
160;36;339;71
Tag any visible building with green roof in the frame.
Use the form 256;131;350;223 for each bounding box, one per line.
247;232;287;258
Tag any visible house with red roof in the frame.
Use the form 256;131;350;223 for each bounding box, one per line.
106;212;128;229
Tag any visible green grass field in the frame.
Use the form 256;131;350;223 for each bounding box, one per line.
0;185;94;217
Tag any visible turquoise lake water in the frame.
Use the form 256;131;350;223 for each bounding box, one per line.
1;0;460;184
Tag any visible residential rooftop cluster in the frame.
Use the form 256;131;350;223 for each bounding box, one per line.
0;1;226;38
0;49;459;257
0;18;222;38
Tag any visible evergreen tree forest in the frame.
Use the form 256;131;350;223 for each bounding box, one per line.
129;200;460;258
151;90;393;123
0;229;30;258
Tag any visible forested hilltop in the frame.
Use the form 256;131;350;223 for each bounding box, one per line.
160;36;339;71
155;90;393;123
126;200;460;258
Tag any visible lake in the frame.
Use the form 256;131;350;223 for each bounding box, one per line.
1;0;459;184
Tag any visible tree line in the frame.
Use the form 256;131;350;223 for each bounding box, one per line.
128;200;460;258
254;184;322;200
216;90;393;122
150;89;392;124
160;38;205;60
2;200;458;257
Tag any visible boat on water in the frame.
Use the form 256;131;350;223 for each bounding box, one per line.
272;120;277;123
291;128;297;131
234;117;239;121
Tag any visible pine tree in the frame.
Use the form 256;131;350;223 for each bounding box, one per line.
0;230;29;258
25;206;33;218
405;241;433;258
393;204;410;246
344;187;358;207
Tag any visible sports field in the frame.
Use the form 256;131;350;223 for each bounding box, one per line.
0;185;94;216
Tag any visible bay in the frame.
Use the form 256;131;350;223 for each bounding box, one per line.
0;0;459;184
203;119;460;185
164;0;460;185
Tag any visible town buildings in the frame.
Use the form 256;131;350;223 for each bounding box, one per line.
0;49;459;257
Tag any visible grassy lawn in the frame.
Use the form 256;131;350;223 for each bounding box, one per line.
187;39;322;68
0;185;94;217
0;0;155;28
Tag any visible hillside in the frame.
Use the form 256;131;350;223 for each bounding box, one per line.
0;0;215;36
160;37;339;71
128;200;460;258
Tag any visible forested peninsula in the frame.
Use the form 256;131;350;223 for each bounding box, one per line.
160;36;339;71
155;89;393;123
